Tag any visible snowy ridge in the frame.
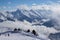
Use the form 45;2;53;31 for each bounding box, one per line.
0;31;49;40
0;20;59;40
0;8;52;23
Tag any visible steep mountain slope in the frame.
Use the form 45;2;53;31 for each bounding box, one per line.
0;9;57;29
49;32;60;40
0;12;6;22
0;9;52;22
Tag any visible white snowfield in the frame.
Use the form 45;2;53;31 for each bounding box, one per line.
0;33;40;40
0;34;50;40
0;20;59;40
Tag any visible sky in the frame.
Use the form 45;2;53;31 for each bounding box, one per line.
0;0;60;11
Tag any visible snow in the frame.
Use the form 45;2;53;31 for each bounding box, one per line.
0;16;5;20
0;20;59;40
0;8;59;40
0;4;60;40
0;33;40;40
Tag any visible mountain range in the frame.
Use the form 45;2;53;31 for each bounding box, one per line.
0;9;55;27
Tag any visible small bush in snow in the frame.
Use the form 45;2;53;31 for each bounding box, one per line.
18;28;21;31
14;28;17;32
27;29;30;32
32;30;38;36
0;34;1;36
8;34;10;36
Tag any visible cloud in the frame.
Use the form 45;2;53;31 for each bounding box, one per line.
8;6;11;9
0;1;60;40
8;2;11;4
3;6;7;9
57;1;60;3
2;1;60;30
16;4;50;10
0;7;1;9
32;3;37;6
31;4;51;10
50;11;60;30
17;4;31;10
16;2;60;11
13;3;60;30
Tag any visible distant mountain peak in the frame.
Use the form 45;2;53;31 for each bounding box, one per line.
0;9;52;23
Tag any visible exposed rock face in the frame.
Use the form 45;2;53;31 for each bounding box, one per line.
49;33;60;40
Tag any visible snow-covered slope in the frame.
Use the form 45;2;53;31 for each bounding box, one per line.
0;32;50;40
0;9;54;29
0;20;59;40
0;9;52;22
49;32;60;40
0;34;40;40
